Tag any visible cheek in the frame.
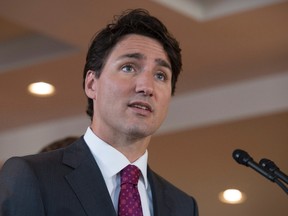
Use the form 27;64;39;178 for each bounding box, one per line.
158;94;171;117
99;79;128;104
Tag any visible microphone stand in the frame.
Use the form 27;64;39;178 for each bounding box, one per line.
274;178;288;195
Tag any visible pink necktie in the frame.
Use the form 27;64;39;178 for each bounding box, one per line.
118;165;143;216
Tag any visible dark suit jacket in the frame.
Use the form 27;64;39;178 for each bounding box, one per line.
0;138;198;216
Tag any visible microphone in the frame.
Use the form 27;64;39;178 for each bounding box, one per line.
232;149;276;182
259;158;288;185
232;149;288;195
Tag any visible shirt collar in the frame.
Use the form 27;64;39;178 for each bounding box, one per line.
84;127;149;189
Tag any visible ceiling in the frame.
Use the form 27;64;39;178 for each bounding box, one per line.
0;0;287;215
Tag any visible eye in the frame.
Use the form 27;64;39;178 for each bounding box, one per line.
121;64;135;73
155;71;167;81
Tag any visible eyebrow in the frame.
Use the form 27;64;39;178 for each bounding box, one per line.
118;53;172;70
155;58;171;70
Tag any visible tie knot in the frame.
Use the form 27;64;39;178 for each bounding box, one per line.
120;165;141;185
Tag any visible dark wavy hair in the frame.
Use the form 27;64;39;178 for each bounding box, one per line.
83;8;182;119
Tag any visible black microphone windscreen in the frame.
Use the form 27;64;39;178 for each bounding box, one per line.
259;158;278;172
232;149;253;166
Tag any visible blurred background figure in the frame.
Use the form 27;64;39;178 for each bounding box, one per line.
39;136;79;153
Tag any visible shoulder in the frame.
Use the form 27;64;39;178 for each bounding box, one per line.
0;148;63;183
0;138;84;197
0;137;85;179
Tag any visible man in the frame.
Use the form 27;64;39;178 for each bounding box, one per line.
0;9;198;216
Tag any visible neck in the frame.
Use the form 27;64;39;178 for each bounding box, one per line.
114;140;149;163
90;125;151;162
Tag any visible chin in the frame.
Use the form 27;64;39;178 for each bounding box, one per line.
126;126;156;139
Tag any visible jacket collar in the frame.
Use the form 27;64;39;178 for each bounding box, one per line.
62;137;172;216
62;138;116;216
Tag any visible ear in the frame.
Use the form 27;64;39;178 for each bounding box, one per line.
85;70;97;99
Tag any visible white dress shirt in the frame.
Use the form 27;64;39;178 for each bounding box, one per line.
84;127;153;216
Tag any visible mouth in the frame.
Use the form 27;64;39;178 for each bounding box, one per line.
128;101;153;113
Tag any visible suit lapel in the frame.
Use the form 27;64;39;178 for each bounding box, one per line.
61;139;174;216
148;167;172;216
63;138;116;216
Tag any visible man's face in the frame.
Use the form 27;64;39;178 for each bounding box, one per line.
86;34;172;142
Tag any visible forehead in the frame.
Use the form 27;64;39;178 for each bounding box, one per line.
109;34;170;63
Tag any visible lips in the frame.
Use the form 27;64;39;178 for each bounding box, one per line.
128;101;153;112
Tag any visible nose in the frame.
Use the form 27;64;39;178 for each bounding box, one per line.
135;72;154;97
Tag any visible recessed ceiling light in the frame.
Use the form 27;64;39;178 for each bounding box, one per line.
219;189;246;204
28;82;55;96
